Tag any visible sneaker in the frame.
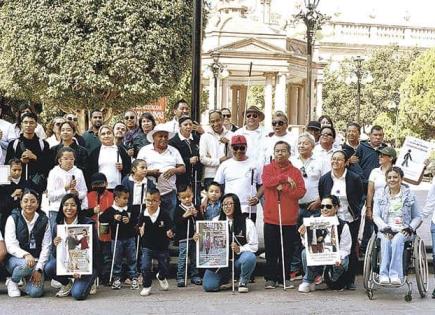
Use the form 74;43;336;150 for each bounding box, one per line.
131;278;139;290
238;282;249;293
314;275;323;285
431;288;435;299
140;287;151;296
124;278;132;286
111;279;122;290
177;281;186;288
6;278;21;297
56;280;73;297
278;280;295;289
51;279;62;289
390;277;401;285
156;273;169;291
290;271;303;281
379;276;390;285
191;277;202;285
298;282;311;293
265;280;276;289
89;282;97;295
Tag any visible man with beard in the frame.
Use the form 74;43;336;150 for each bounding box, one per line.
82;110;103;152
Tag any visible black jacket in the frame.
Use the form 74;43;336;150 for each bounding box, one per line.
99;206;139;240
138;209;173;250
355;140;387;184
174;204;202;242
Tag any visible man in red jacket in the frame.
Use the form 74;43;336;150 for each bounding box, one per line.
262;141;306;289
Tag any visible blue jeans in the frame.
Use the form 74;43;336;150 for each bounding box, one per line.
161;190;177;221
112;237;137;280
44;258;97;300
203;251;256;292
6;256;45;298
141;248;169;288
301;249;349;283
431;222;435;276
177;240;200;282
379;232;410;280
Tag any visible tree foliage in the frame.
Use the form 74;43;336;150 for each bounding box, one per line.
0;0;193;113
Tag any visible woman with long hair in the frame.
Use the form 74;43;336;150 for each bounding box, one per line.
131;112;156;157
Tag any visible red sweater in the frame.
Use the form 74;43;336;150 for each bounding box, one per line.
87;190;114;242
262;160;306;226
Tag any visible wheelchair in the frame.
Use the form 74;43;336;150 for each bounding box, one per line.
362;231;429;302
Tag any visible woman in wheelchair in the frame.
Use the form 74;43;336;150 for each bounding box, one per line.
373;166;422;285
298;195;352;292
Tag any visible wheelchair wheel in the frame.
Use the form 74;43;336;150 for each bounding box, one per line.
413;236;429;298
363;233;376;291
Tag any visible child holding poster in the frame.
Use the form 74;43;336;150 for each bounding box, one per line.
298;195;352;292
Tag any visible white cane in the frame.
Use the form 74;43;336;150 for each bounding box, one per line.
136;184;145;261
277;189;287;290
25;164;29;181
184;219;190;287
96;193;101;287
249;168;255;220
109;223;120;283
232;232;235;295
242;62;253;127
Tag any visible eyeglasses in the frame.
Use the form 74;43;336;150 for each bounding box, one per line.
222;114;231;118
124;116;135;120
222;202;234;208
54;122;63;126
66;117;78;122
246;113;258;119
272;121;285;127
300;166;307;178
321;133;333;137
232;145;246;152
320;204;333;210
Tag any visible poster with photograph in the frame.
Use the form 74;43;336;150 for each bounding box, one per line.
303;216;340;267
0;165;11;185
196;221;229;268
395;136;432;184
56;224;93;275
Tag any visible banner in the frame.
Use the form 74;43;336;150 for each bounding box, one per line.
196;220;229;268
303;216;340;266
56;224;93;275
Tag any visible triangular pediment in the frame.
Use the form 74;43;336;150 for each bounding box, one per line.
211;38;288;54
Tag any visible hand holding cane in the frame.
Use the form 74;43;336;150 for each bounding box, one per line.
109;222;120;284
277;187;287;290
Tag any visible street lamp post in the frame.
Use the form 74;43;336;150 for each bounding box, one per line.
295;0;328;122
204;53;229;110
191;0;202;123
353;56;364;125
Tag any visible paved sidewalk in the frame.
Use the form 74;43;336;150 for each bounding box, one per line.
0;276;434;315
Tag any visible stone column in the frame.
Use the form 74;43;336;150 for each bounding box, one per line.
239;85;247;126
274;72;287;113
298;85;306;125
221;78;229;109
287;85;299;125
264;73;274;128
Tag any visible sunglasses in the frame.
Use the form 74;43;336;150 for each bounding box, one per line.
272;121;285;127
232;145;246;152
222;114;231;118
54;122;63;126
300;166;307;178
246;113;258;119
66;117;78;122
320;204;333;210
124;116;135;120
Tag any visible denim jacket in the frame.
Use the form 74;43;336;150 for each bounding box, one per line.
373;184;422;231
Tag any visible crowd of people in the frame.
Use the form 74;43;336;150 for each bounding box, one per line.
0;100;433;301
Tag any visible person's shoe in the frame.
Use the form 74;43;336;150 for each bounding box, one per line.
131;278;139;290
290;271;303;281
278;280;295;289
379;276;390;285
238;282;249;293
431;288;435;299
177;281;186;288
191;277;202;285
56;280;73;297
6;278;21;297
140;287;151;296
89;282;97;295
156;273;169;291
346;282;356;290
124;278;132;286
314;275;323;285
390;277;401;285
219;282;232;290
264;280;276;289
298;282;311;293
51;279;62;289
111;278;122;290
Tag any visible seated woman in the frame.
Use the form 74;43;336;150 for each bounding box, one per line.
373;166;422;285
44;193;99;300
4;189;51;298
298;195;352;292
199;193;258;293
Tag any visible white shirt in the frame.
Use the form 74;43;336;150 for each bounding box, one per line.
234;126;267;165
47;165;88;211
214;157;262;214
99;145;122;189
291;154;329;204
7;123;47;142
137;144;185;195
0;118;12;164
213;217;258;253
128;175;148;206
339;223;352;259
313;144;339;173
422;181;435;224
144;207;160;224
160;119;179;133
261;133;297;166
331;170;353;223
5;211;52;270
46;134;60;148
368;167;387;193
199;128;233;179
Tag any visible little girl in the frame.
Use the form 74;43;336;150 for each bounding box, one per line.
47;147;88;225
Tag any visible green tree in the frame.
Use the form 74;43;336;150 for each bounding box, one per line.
0;0;193;113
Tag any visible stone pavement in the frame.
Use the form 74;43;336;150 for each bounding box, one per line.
0;276;434;315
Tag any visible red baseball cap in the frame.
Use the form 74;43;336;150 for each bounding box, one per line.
231;135;247;146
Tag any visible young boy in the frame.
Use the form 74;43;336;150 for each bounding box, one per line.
174;186;202;287
203;181;222;220
100;185;139;290
297;195;352;292
86;172;114;285
138;188;174;296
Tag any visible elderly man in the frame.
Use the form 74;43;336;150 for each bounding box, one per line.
199;110;233;189
214;135;263;222
262;141;306;289
137;125;186;220
234;106;267;164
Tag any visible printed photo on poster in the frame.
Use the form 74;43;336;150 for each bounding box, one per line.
0;165;11;185
303;216;340;267
56;224;93;275
196;221;229;268
395;136;432;184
